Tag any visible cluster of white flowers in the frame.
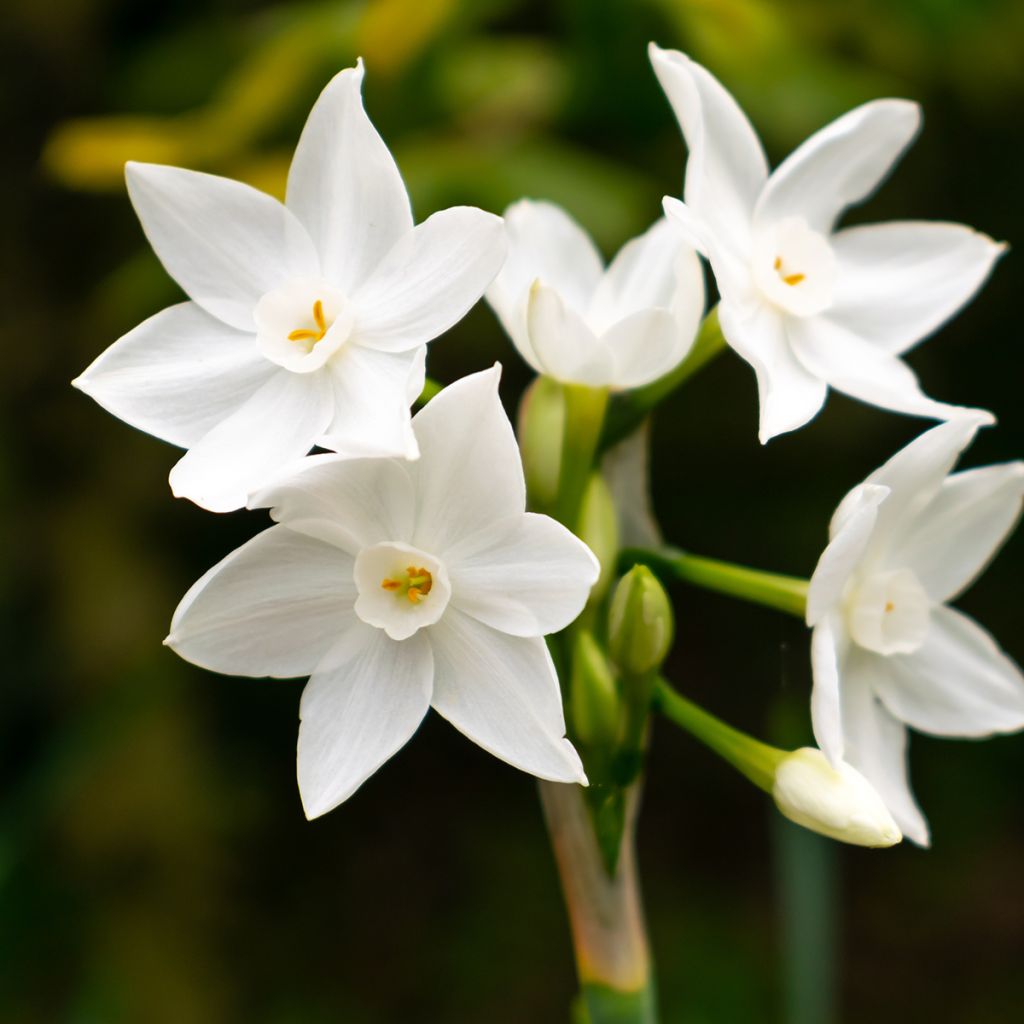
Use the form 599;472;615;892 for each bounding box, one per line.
75;48;1023;847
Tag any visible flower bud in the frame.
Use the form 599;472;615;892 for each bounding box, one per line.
578;473;619;602
772;748;902;848
608;566;674;677
516;375;565;510
570;630;621;748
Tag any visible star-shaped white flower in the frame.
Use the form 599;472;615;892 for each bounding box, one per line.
486;200;704;388
166;366;597;817
73;61;506;511
806;419;1024;845
649;44;1003;442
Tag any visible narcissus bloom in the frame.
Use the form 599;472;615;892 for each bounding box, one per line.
650;44;1002;442
74;61;505;511
486;200;704;389
807;419;1024;844
166;367;598;817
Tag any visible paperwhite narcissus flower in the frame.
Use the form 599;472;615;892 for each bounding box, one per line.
649;44;1003;442
73;61;506;512
807;419;1024;845
486;200;704;389
773;748;902;848
166;366;598;817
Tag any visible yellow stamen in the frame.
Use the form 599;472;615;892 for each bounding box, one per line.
381;566;434;604
884;601;895;613
773;256;805;287
288;299;329;344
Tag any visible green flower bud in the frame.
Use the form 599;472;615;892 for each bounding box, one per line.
608;566;674;677
577;473;619;602
516;375;565;511
570;630;621;748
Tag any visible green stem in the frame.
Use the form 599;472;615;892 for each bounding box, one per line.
770;694;838;1024
622;546;808;619
556;384;609;530
539;781;657;1023
417;376;444;404
601;306;727;450
653;678;785;792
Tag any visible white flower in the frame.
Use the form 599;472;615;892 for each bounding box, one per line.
649;44;1003;442
165;366;598;817
73;61;506;511
486;200;704;389
806;419;1024;845
773;747;902;848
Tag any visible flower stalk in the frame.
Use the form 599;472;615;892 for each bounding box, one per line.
557;384;610;529
540;781;656;1024
653;678;784;791
622;546;808;618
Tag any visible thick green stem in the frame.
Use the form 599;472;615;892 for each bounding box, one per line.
557;384;609;530
622;546;808;619
653;679;785;791
601;306;727;450
540;781;657;1023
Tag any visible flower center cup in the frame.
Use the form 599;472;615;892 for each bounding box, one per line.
353;542;452;641
254;278;354;372
752;217;837;317
845;567;931;656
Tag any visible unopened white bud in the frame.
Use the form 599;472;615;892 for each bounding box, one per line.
772;748;901;848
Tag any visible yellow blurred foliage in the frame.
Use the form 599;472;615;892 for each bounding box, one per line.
358;0;459;76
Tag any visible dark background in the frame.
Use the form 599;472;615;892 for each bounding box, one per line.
2;1;1022;1021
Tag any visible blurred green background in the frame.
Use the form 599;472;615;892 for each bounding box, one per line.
2;0;1023;1021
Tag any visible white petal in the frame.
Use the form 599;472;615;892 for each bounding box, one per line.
896;462;1024;604
250;453;416;555
72;301;274;448
428;609;586;783
445;513;599;637
169;369;333;512
587;218;703;331
873;605;1024;738
125;162;319;331
830;222;1006;354
754;99;920;233
406;345;427;404
786;314;992;425
810;617;845;765
718;300;827;443
649;45;767;259
601;308;694;390
807;483;889;625
409;366;526;553
317;343;419;460
860;418;982;559
526;282;613;386
840;655;931;846
353;207;506;353
297;624;432;817
662;196;751;306
486;199;604;353
167;524;355;678
285;61;413;291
